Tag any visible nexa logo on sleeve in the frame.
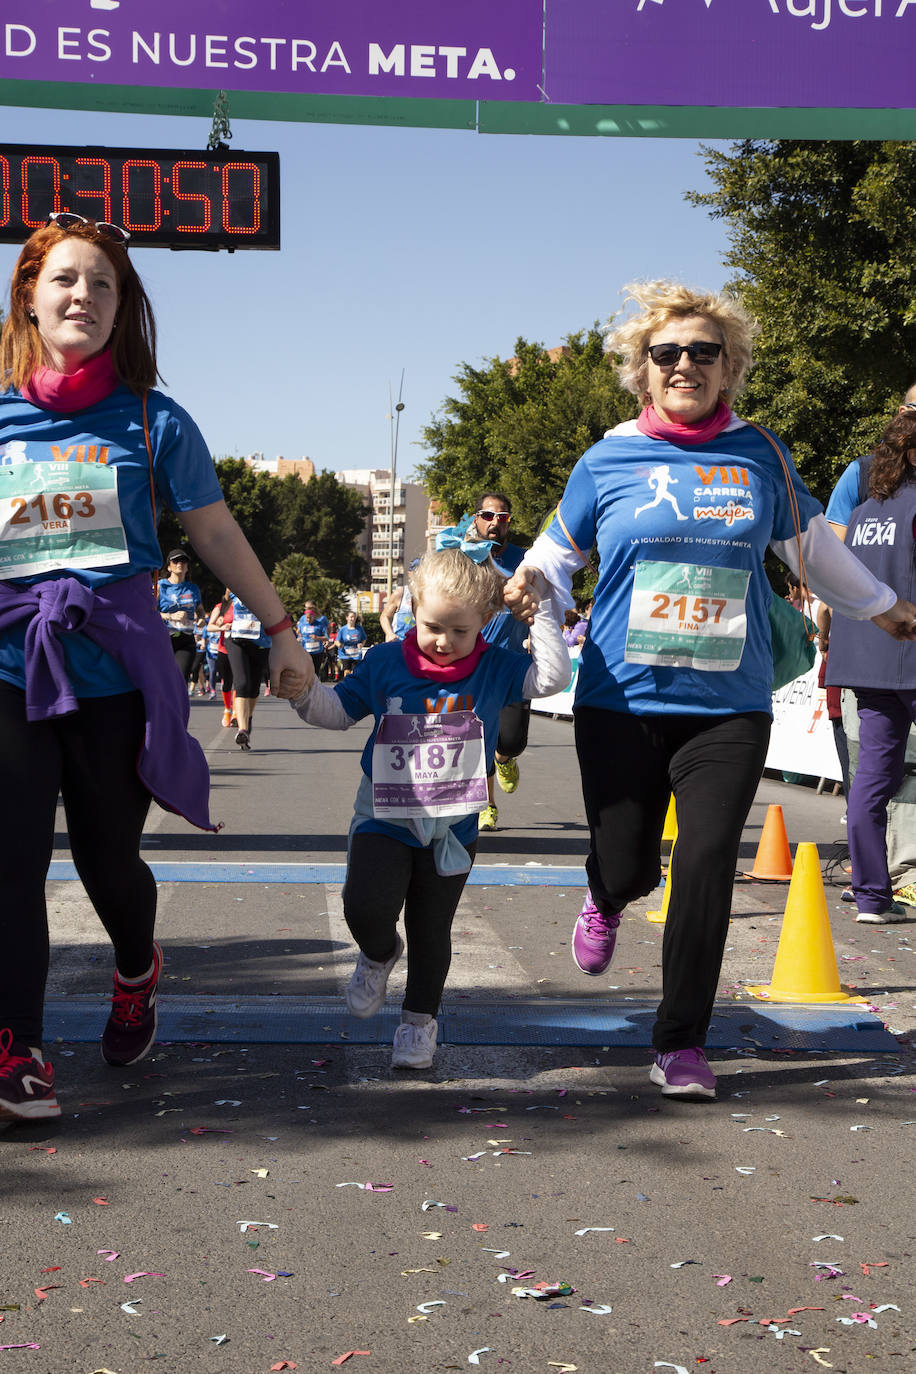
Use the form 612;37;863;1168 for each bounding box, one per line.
852;517;897;546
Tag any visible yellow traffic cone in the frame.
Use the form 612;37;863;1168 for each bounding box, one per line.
745;803;794;880
647;838;675;923
661;793;678;847
747;843;863;1004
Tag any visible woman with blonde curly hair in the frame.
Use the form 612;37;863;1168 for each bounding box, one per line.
506;279;916;1101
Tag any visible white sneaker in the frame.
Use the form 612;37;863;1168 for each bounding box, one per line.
344;934;404;1018
391;1018;438;1069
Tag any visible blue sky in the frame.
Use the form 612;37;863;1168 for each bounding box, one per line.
0;103;731;481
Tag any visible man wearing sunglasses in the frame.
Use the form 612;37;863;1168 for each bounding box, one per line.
468;492;532;831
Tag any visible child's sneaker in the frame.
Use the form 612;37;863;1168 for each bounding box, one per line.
101;942;163;1066
0;1030;61;1121
495;757;520;793
478;804;498;832
650;1047;717;1099
572;891;621;975
345;934;405;1018
391;1018;438;1069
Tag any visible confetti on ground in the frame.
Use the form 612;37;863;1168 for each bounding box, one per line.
54;1212;72;1225
579;1304;612;1315
574;1227;614;1236
246;1269;277;1282
96;1250;119;1261
237;1221;278;1232
120;1300;142;1315
331;1354;370;1367
416;1301;446;1314
123;1272;164;1284
654;1364;689;1374
713;1275;732;1286
467;1349;492;1365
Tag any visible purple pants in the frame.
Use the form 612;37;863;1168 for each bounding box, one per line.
848;688;916;913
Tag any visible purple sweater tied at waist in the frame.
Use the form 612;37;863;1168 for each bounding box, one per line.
0;570;218;832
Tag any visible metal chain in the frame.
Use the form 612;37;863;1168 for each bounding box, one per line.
207;90;232;151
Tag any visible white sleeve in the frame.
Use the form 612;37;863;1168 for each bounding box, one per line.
288;682;357;730
770;513;896;619
521;604;573;699
516;531;583;616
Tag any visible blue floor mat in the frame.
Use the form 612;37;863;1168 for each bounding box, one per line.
44;996;898;1052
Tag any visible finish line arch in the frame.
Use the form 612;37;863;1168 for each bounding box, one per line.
3;1;916;140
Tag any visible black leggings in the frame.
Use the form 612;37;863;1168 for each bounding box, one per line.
0;682;157;1046
170;631;196;680
343;832;476;1016
226;639;269;697
574;707;770;1054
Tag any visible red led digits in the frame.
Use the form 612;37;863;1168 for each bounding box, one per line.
21;157;61;229
121;159;162;233
222;162;261;234
0;156;9;228
171;161;211;232
72;159;112;226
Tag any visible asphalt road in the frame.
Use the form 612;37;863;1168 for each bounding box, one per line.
2;695;914;1374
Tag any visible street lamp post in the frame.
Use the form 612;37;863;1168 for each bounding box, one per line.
386;371;406;598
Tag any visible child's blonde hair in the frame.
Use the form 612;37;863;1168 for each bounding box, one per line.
408;548;506;623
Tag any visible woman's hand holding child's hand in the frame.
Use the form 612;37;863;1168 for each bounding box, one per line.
504;566;547;624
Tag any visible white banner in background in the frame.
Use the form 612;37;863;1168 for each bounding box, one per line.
534;651;842;782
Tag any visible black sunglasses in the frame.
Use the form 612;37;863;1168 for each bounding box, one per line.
47;211;131;246
475;510;511;523
647;341;723;367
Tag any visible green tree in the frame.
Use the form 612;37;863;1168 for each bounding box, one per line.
418;329;636;534
276;471;368;585
689;140;916;503
272;552;349;623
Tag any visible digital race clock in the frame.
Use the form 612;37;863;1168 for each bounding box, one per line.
0;145;280;250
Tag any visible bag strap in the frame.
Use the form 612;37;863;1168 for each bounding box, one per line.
552;503;598;576
141;391;159;593
746;421;817;642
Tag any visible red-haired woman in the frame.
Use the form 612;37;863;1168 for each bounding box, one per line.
0;214;312;1121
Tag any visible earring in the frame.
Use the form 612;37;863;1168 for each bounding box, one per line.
28;311;37;323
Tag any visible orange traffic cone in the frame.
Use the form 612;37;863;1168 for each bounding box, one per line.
745;803;794;880
647;838;675;923
747;843;863;1004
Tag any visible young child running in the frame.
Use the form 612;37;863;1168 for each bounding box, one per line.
289;542;570;1069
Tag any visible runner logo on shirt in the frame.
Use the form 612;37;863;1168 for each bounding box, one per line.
634;465;688;522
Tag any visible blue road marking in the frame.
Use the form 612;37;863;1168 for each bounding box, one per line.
47;861;587;886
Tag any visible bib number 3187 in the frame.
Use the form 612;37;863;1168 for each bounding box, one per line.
372;710;487;819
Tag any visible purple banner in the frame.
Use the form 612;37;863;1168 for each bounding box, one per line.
4;1;916;111
1;0;542;102
545;0;916;111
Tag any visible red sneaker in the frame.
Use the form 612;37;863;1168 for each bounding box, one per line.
101;942;163;1066
0;1029;61;1120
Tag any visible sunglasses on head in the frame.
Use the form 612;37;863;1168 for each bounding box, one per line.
647;341;723;367
47;211;131;246
476;509;511;523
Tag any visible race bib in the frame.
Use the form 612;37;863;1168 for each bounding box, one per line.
0;461;128;577
372;710;487;819
231;612;262;640
625;560;750;672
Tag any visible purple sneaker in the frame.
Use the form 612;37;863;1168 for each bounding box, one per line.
572;891;621;975
650;1047;717;1100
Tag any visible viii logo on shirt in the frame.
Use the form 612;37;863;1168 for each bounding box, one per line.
372;711;487;819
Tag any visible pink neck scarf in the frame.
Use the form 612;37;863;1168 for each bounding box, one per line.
401;627;489;682
636;401;733;446
22;349;120;413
